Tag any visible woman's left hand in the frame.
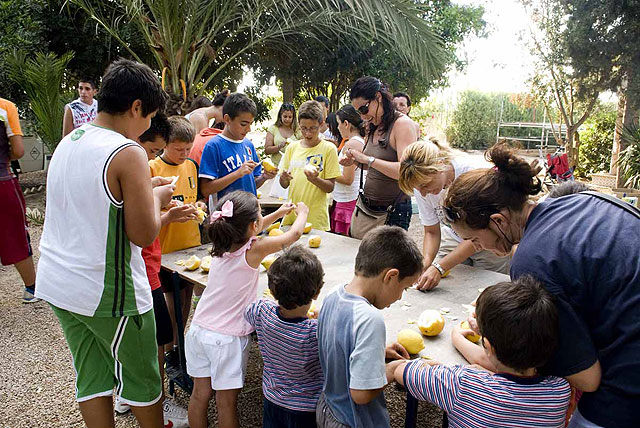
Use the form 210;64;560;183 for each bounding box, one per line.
346;147;368;165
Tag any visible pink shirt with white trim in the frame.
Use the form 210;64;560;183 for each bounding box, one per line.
191;237;259;336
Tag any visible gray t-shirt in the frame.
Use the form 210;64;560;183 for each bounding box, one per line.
318;285;389;428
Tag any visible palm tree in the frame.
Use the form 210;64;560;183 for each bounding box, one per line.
69;0;446;112
6;51;74;153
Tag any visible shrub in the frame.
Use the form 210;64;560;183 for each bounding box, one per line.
574;107;615;178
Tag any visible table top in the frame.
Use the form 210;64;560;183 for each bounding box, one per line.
161;229;509;365
257;179;285;208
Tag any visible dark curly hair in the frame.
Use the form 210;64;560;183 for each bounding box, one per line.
268;245;324;310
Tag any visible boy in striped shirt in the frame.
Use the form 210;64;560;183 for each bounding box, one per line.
392;276;572;428
245;245;325;428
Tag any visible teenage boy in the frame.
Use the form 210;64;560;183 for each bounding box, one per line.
392;277;571;428
0;97;38;303
393;92;420;137
280;100;341;231
199;92;276;202
314;95;330;135
36;59;172;428
62;78;98;137
245;245;325;428
317;226;423;428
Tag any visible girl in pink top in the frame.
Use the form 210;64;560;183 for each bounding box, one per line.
186;190;309;428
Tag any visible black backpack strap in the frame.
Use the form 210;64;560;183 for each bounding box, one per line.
580;191;640;218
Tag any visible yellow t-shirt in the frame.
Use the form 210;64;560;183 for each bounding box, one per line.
281;139;341;231
149;156;201;253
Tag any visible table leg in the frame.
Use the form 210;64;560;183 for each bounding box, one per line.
172;271;193;394
405;392;418;428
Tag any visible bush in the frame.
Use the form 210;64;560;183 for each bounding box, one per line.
575;106;615;178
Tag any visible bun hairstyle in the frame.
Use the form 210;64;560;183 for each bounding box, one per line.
212;89;230;107
207;190;259;257
398;137;453;195
336;105;366;137
443;143;542;229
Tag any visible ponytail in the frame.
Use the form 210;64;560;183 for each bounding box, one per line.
206;191;259;257
444;143;541;229
336;105;366;137
398;138;453;195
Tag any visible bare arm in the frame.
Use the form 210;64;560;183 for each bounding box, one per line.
260;202;295;230
307;175;335;193
188;112;208;134
451;325;496;371
438;240;476;271
422;224;441;265
264;131;280;154
62;107;74;137
108;146;174;247
350;387;384;405
566;361;601;392
336;139;362;185
8;135;24;160
200;160;258;199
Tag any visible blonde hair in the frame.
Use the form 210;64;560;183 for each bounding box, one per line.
168;115;195;143
398;138;453;195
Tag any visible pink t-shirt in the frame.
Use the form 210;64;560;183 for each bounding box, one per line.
191;237;259;336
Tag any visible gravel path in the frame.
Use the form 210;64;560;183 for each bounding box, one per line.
1;175;443;427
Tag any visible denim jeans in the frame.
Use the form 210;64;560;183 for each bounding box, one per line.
263;398;317;428
387;199;412;230
567;410;605;428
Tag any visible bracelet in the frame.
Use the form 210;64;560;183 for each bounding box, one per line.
431;262;445;276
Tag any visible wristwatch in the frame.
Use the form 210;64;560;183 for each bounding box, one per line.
431;261;445;277
367;156;376;168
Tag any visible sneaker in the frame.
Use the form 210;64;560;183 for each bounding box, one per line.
22;288;41;304
114;397;131;414
163;398;189;428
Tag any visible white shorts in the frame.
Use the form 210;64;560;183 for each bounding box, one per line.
185;324;250;390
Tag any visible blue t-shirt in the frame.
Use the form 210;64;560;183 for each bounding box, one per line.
317;285;389;428
198;133;262;199
511;193;640;428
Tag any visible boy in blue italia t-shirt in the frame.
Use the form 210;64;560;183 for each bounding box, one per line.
199;92;276;201
317;226;423;428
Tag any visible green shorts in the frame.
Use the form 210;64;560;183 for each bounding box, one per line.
51;304;162;405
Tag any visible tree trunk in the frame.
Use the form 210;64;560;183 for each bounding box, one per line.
611;73;639;187
279;72;295;103
565;128;577;167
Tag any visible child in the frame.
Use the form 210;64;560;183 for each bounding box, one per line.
122;112;191;427
245;245;325;428
280;100;341;231
35;59;172;428
186;190;309;428
392;276;571;428
149;115;203;369
199;92;276;201
317;226;423;428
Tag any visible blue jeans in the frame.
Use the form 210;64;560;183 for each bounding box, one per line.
387;200;412;230
263;398;317;428
568;410;605;428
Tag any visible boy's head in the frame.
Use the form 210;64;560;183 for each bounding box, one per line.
222;93;256;141
77;78;98;104
97;59;167;139
298;100;325;142
138;112;171;160
354;226;423;309
162;116;195;164
476;275;558;372
268;246;324;310
314;95;330;119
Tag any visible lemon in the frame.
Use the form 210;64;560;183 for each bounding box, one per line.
200;256;212;272
303;223;313;234
266;222;281;233
307;300;319;318
418;310;445;336
461;321;481;343
184;255;201;271
308;235;321;248
304;164;318;174
257;190;262;199
195;208;206;224
262;159;278;173
397;329;425;354
261;255;277;270
269;228;284;237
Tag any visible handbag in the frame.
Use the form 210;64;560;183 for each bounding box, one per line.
349;195;390;239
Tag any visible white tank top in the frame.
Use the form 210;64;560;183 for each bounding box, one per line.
66;98;98;129
333;136;366;203
36;124;152;317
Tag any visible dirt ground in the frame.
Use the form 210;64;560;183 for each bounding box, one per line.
0;171;444;428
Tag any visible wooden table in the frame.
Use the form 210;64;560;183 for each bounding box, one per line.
162;228;508;425
257;178;285;209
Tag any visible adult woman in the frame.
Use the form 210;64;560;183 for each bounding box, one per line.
343;76;418;238
264;103;300;167
330;105;366;235
398;139;510;290
442;143;640;428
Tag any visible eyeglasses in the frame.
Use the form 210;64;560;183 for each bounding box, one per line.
300;126;319;133
357;101;372;115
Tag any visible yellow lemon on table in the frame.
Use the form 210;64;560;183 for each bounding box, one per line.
200;256;212;272
307;300;319;318
262;159;278;173
184;255;201;271
266;222;281;233
269;228;284;237
308;235;321;248
461;321;481;343
303;223;313;234
261;255;277;270
418;310;445;336
257;190;262;199
397;329;425;354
